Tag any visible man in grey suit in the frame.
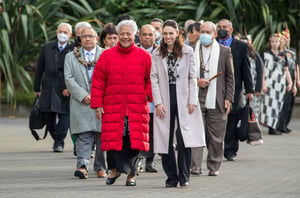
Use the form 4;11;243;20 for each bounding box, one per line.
191;21;235;176
64;27;106;179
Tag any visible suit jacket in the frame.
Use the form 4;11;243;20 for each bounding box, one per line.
198;44;235;113
34;40;74;114
64;46;104;134
217;37;253;113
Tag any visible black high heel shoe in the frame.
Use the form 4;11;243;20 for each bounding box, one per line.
106;173;121;185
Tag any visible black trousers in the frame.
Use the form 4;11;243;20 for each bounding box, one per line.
224;114;239;157
43;112;69;148
140;113;155;164
162;84;191;185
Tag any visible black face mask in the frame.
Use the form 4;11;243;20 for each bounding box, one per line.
218;29;228;39
76;36;81;44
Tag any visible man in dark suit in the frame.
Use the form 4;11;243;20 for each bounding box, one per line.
34;22;74;152
136;24;158;173
193;21;235;176
216;19;253;161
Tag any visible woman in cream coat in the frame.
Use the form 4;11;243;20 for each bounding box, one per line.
151;20;205;188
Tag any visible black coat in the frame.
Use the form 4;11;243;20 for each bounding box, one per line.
34;40;74;114
217;37;253;113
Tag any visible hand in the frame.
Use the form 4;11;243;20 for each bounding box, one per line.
255;92;261;97
188;104;196;114
197;78;209;88
293;86;297;96
155;104;166;119
286;83;292;91
83;95;91;104
62;89;69;97
224;100;231;114
262;86;268;94
245;93;253;102
95;107;104;120
34;92;41;97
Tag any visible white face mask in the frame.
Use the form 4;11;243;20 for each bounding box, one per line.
155;31;161;40
57;33;69;43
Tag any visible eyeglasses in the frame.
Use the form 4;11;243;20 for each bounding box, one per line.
81;35;96;39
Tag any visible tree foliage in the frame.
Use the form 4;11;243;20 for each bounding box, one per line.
1;0;300;106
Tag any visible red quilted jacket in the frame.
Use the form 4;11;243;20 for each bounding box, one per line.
91;43;153;151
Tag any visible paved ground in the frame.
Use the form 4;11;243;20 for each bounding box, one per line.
0;118;299;198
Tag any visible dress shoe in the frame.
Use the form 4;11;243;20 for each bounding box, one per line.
208;171;219;176
224;154;236;161
53;146;63;152
145;163;158;173
74;168;88;179
166;182;178;188
180;182;189;187
126;179;136;186
97;170;107;178
268;128;282;135
106;173;121;185
286;128;292;132
190;168;201;175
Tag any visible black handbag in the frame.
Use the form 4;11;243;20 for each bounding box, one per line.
236;99;250;141
29;96;48;141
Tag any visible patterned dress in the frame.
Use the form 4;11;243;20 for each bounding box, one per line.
260;51;287;129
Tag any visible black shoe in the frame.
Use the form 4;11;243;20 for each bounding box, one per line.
268;128;282;135
145;164;158;173
126;180;136;186
166;182;178;188
106;173;121;185
180;182;188;187
286;128;292;132
224;154;236;161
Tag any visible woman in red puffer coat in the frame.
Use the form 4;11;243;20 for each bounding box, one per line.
91;20;152;187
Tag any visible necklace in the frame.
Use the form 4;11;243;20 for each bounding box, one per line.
73;47;97;67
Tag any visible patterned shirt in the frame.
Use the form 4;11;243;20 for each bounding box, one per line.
167;52;177;84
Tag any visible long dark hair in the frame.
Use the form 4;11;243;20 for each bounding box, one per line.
159;20;183;59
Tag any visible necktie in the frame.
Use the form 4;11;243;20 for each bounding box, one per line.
58;46;63;53
86;52;91;61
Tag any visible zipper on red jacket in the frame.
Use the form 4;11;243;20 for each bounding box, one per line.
122;54;129;116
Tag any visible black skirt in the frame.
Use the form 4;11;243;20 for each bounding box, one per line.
106;116;139;176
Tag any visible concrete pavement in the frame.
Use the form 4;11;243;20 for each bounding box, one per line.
0;118;299;198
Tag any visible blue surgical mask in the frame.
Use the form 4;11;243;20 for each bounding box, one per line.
200;34;213;46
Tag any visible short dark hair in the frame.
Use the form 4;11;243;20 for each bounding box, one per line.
193;22;201;32
151;18;163;25
117;14;134;24
99;23;117;48
187;23;194;33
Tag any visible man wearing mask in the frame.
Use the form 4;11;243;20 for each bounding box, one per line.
191;21;235;176
34;22;74;152
216;19;253;161
136;24;159;173
74;22;92;47
150;18;163;46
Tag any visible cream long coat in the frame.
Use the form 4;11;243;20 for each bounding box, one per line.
151;44;206;154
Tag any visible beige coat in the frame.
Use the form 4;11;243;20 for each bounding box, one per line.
151;45;206;154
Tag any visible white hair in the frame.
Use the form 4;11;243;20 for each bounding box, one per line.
57;22;72;33
116;20;138;35
201;21;217;32
75;22;92;34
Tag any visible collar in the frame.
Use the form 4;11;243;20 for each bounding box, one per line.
117;42;135;54
58;41;67;49
218;36;233;47
140;45;154;52
83;47;97;55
